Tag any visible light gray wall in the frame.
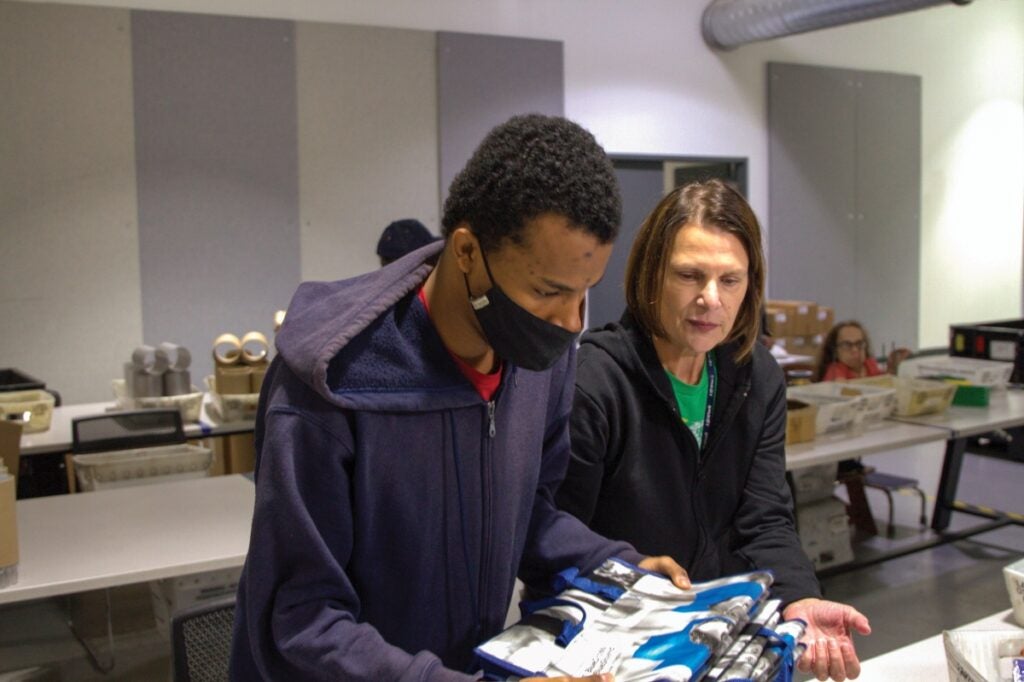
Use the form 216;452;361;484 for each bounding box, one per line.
0;2;142;404
0;1;568;403
437;32;564;202
8;0;1023;351
768;62;921;350
132;10;300;390
296;22;439;283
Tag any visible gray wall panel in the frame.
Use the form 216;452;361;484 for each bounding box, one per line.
768;62;920;350
768;63;859;322
132;11;300;386
296;23;438;282
588;161;665;329
437;32;563;203
855;71;921;349
0;2;141;404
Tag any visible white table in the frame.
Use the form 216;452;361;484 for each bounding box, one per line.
19;398;255;457
891;388;1024;439
0;474;254;605
892;388;1024;531
857;609;1021;681
785;420;948;471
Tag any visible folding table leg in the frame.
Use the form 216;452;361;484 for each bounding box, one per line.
66;588;116;673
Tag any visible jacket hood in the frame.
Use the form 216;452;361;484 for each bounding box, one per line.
273;240;481;412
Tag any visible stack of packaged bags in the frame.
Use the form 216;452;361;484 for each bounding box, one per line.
475;558;806;681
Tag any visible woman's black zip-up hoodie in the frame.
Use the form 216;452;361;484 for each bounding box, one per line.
556;312;821;606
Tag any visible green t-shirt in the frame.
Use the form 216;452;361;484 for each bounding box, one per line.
666;358;710;447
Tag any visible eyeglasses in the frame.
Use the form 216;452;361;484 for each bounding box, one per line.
837;340;866;351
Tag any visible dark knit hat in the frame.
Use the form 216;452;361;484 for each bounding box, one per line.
376;219;440;261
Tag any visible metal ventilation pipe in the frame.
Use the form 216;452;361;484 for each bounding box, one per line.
702;0;973;50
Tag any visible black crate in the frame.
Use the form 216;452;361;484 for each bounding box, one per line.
0;368;45;392
949;319;1024;384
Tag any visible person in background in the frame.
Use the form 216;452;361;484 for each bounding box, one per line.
817;320;911;382
376;217;441;266
230;114;687;682
557;179;870;682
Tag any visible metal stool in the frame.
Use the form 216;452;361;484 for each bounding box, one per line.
863;471;928;538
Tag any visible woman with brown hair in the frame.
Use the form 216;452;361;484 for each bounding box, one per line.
817;320;910;382
557;179;870;681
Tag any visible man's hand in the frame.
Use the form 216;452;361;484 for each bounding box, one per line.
784;598;871;681
637;555;691;589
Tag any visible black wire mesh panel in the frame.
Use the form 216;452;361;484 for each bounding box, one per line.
71;409;185;455
172;601;236;682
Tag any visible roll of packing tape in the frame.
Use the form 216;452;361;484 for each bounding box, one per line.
240;331;269;365
124;362;137;397
132;345;169;375
163;369;191;396
213;333;242;366
131;369;164;398
159;342;192;371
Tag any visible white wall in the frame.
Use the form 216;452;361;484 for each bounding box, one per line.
10;0;1024;357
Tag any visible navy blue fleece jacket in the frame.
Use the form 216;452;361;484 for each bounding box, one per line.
229;242;642;681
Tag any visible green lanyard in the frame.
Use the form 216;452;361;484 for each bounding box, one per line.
701;353;717;448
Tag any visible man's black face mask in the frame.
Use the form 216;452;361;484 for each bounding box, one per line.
463;249;577;372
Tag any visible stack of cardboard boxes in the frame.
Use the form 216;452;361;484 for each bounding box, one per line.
765;300;834;357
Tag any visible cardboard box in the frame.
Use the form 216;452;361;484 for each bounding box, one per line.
765;305;794;338
151;567;242;638
790;463;836;504
214;433;255;474
215;366;252;395
785;399;817;445
0;420;20;486
250;361;268;393
815;306;835;335
767;300;818;336
796;496;854;570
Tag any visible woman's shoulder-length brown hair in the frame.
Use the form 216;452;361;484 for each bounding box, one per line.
624;178;766;364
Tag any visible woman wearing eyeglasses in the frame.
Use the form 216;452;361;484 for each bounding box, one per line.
817;321;910;381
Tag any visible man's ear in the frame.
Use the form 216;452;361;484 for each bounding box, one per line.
450;225;480;275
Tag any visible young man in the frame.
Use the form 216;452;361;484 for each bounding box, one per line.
229;114;687;681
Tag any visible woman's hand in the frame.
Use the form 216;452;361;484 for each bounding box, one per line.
784;598;871;680
637;555;691;589
886;347;911;375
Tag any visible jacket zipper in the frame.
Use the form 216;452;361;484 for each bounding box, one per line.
478;399;496;631
699;383;750;471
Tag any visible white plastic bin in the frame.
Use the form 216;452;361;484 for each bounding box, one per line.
796;381;897;424
111;379;203;423
943;628;1024;682
786;386;860;434
72;444;212;491
852;375;957;416
0;390;55;433
900;356;1014;387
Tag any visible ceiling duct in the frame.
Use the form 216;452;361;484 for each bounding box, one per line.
702;0;973;50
